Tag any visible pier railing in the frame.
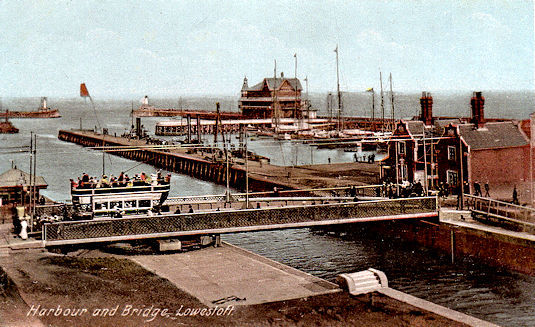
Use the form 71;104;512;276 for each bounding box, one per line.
42;196;437;245
463;194;535;233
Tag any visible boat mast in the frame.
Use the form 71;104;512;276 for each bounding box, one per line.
335;45;342;132
294;53;298;121
389;73;395;130
380;71;385;133
304;76;309;123
272;59;279;132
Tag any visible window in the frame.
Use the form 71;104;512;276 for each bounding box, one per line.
400;164;408;181
139;200;152;208
398;142;406;155
447;170;458;186
448;146;456;161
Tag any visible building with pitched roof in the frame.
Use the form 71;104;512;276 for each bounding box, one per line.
0;167;47;205
435;92;530;195
381;120;434;186
239;74;303;119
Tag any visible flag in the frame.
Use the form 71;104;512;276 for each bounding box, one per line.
80;83;90;97
294;53;296;58
334;45;338;53
366;87;374;92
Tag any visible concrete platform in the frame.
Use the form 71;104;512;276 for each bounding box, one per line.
131;242;340;307
440;208;535;243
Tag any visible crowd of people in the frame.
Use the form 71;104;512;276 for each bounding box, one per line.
71;171;170;189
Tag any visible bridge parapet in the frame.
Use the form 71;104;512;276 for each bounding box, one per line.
43;197;438;246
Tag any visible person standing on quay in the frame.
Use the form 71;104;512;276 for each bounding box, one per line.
513;186;519;205
474;182;482;196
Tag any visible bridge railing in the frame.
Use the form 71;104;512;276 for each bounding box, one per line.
463;194;535;231
165;184;387;205
43;196;437;245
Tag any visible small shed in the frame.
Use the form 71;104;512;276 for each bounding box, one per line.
0;168;47;205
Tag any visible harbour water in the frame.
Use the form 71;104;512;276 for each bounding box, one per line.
1;92;535;326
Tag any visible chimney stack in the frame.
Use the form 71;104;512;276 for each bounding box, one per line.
470;91;485;128
420;91;433;126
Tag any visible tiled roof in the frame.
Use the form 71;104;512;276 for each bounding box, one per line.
401;120;433;138
459;122;529;150
0;168;47;188
246;78;302;91
434;118;462;130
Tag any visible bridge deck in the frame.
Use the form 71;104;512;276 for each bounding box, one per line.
42;197;438;247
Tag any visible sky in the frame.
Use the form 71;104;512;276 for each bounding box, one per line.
0;0;533;98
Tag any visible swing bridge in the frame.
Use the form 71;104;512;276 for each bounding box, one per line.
36;186;438;247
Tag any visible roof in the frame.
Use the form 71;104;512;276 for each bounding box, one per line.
434;118;462;131
0;168;47;188
246;78;302;91
405;120;434;138
458;122;529;150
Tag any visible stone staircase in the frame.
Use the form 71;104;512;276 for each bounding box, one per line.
336;268;388;295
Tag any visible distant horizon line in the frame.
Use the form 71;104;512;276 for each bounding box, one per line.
1;88;533;100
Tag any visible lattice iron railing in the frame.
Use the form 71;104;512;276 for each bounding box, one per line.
43;197;437;243
165;184;387;205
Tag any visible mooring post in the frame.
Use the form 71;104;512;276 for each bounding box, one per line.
450;229;455;264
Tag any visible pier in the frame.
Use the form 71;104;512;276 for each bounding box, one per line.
57;129;381;191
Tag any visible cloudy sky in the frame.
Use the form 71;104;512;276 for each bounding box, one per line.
0;0;533;97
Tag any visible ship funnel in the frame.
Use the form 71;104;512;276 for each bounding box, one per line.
40;97;47;110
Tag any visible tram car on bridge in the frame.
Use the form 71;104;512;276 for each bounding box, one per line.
70;173;171;219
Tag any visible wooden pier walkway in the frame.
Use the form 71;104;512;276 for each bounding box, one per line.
58;129;381;191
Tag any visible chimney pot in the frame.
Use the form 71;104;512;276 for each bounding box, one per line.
470;91;485;128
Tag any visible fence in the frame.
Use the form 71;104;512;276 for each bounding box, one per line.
463;194;535;233
43;197;437;245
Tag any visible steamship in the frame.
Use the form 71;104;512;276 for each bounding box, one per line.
0;97;60;119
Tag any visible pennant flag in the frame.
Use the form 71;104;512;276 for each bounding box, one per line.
80;83;90;97
366;87;374;92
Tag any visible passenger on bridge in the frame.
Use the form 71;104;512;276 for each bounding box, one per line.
70;179;78;189
174;207;181;214
101;175;109;188
89;176;97;188
188;205;194;213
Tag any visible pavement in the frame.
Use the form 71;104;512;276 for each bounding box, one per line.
440;208;535;243
131;242;340;307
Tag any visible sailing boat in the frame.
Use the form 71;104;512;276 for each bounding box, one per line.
0;96;60;119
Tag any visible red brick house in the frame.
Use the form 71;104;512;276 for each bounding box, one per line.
381;120;434;185
239;74;303;119
435;92;530;194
